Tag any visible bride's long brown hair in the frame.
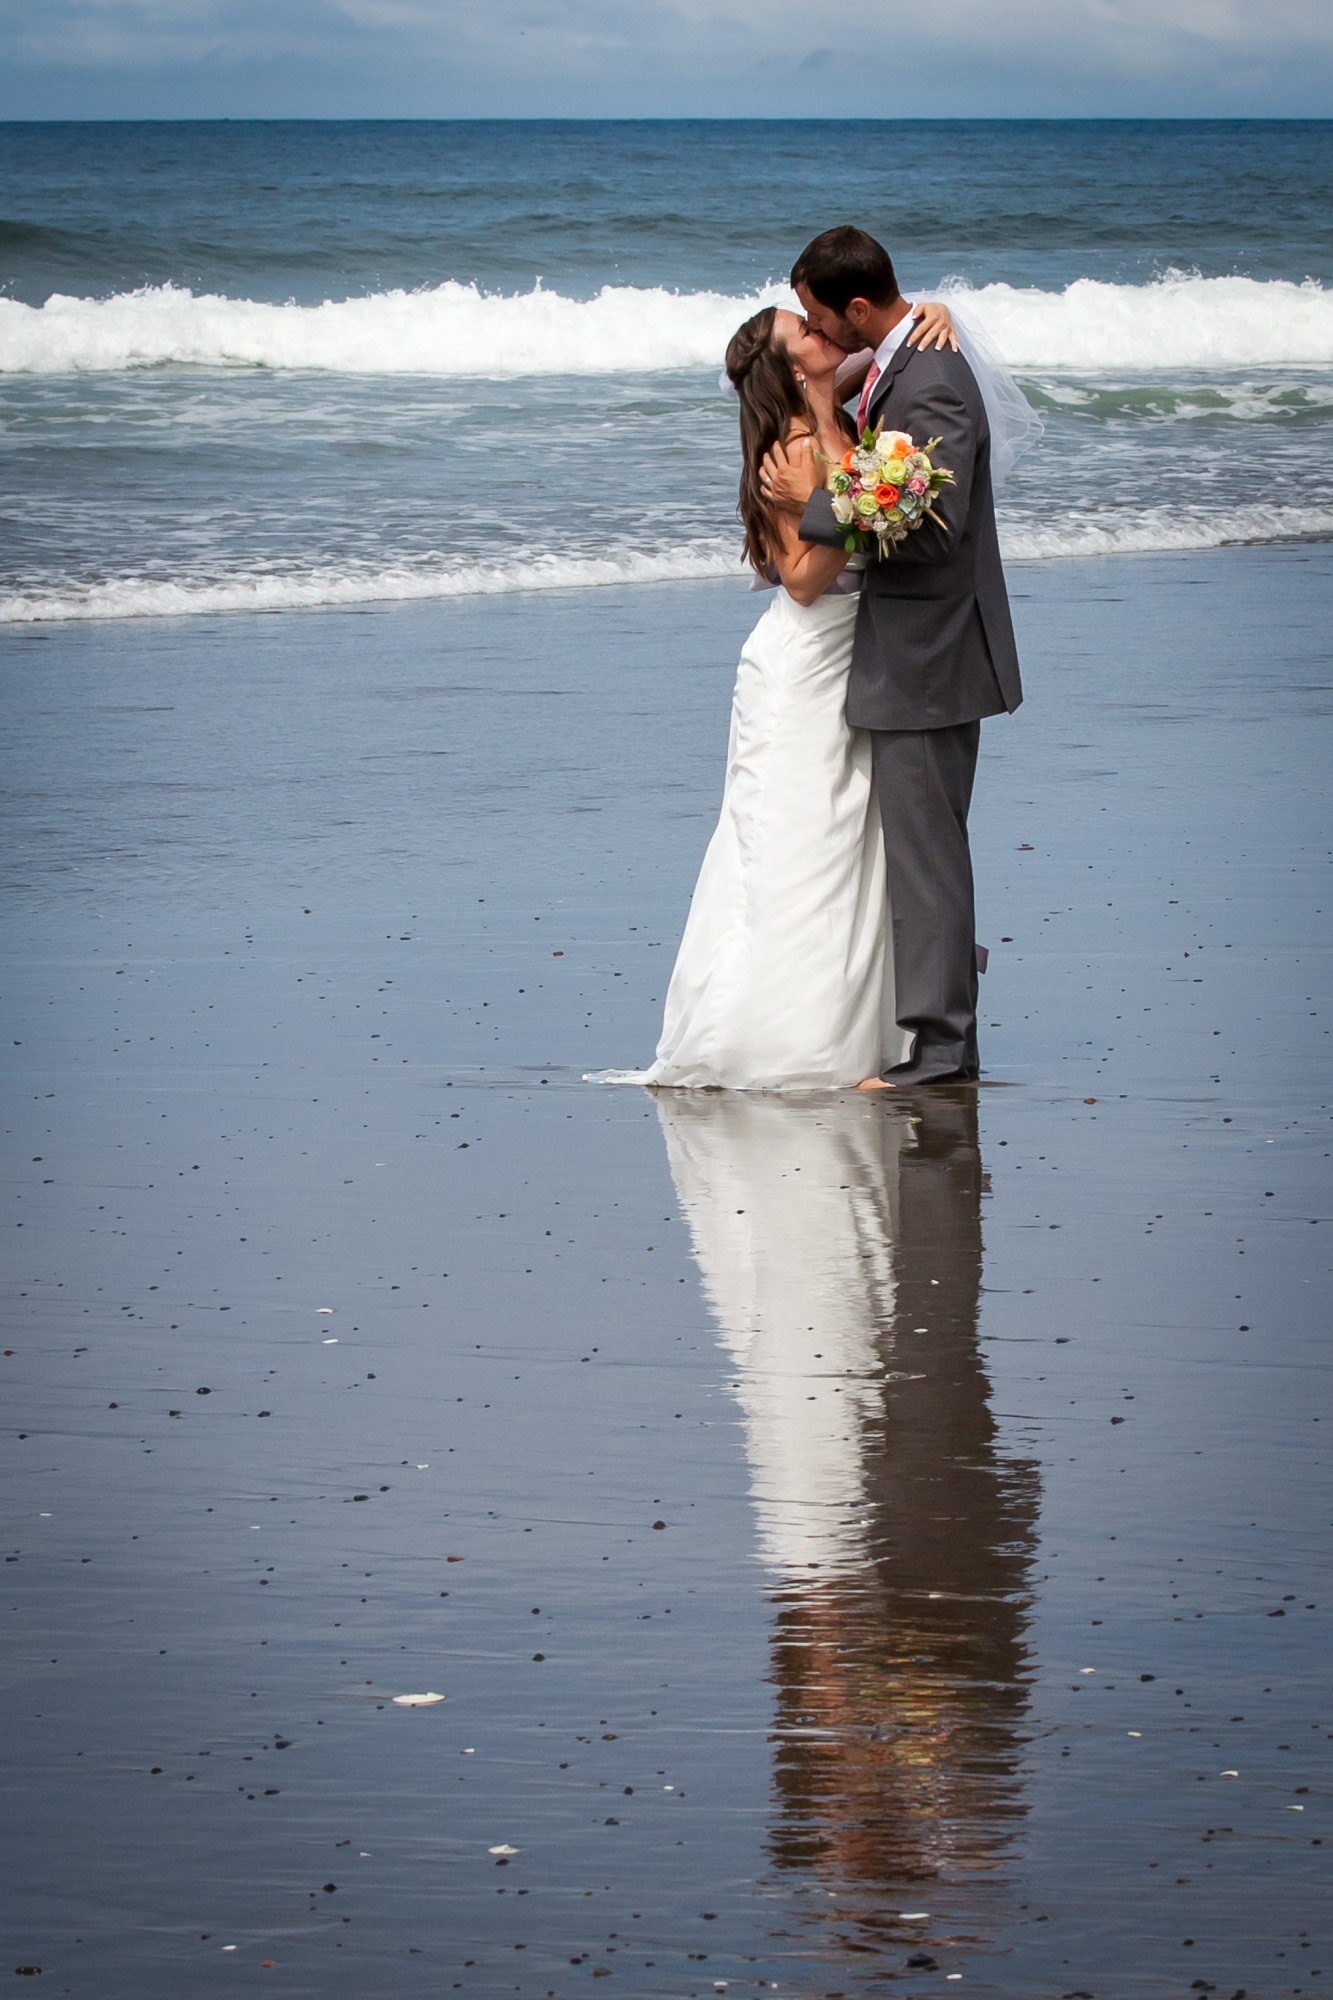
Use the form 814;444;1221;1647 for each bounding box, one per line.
725;307;813;572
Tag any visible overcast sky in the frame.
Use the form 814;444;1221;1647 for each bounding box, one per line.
2;0;1331;120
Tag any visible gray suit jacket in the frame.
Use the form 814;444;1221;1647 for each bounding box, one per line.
800;339;1022;732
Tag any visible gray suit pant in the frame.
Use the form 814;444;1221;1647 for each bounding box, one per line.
869;720;981;1083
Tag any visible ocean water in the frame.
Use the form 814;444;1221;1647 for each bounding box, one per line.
2;117;1332;621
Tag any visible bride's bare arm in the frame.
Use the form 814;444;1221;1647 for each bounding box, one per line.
767;435;849;606
833;346;875;400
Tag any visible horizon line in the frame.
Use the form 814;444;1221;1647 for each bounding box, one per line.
2;112;1331;125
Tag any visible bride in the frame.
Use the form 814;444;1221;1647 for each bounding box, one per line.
590;297;957;1092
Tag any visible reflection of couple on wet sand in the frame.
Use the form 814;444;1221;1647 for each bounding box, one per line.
593;225;1039;1095
658;1087;1039;1914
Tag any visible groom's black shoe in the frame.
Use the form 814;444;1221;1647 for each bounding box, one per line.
880;1057;980;1088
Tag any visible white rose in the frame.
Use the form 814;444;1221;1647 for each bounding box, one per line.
832;493;855;525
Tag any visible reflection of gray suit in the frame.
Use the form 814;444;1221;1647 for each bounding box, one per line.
799;339;1023;1082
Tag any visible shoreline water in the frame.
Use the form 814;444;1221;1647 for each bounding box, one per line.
3;521;1333;626
4;543;1330;1994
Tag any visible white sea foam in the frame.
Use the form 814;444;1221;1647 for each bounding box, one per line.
2;272;1331;379
0;280;786;378
3;507;1329;624
1002;503;1333;560
0;543;746;623
950;273;1333;372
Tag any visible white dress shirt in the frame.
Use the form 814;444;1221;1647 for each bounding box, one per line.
869;305;916;379
850;305;917;429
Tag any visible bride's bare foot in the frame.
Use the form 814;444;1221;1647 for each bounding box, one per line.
855;1075;896;1091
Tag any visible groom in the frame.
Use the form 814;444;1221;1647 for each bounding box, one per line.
762;226;1021;1089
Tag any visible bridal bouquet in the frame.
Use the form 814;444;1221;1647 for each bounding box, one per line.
826;427;954;555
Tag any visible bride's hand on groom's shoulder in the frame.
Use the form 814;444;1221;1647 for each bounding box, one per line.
906;300;959;353
760;434;821;515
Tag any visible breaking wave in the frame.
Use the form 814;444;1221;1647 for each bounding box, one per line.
0;280;788;377
950;273;1333;372
2;271;1332;378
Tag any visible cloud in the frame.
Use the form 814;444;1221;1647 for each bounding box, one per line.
1;0;1330;116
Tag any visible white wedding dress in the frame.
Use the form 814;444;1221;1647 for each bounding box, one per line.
591;580;909;1091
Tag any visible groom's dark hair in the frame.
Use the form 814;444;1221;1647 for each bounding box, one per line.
790;227;900;313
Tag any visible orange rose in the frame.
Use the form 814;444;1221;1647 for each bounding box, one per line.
843;450;857;472
874;483;900;506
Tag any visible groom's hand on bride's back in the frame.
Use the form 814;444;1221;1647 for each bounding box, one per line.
760;435;821;515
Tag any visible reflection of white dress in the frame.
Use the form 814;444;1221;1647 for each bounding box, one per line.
655;1091;909;1574
592;587;909;1090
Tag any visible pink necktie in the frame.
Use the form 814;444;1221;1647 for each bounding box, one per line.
855;360;881;434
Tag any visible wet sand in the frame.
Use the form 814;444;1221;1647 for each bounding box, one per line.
2;545;1330;1997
